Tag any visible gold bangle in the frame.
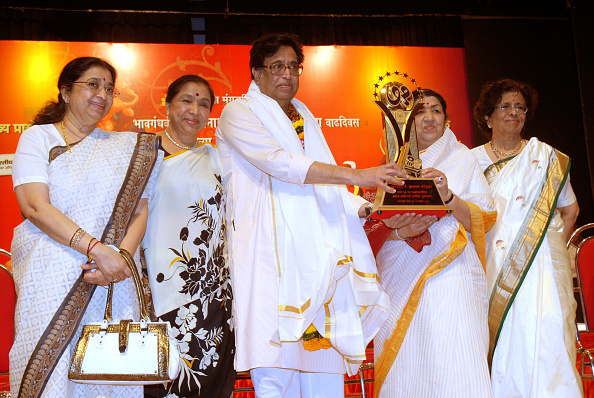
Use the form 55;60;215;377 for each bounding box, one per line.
70;228;86;249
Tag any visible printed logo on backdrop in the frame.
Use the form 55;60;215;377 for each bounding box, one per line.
0;154;14;176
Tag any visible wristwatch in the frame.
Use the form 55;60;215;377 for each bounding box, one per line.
364;202;374;217
444;190;455;204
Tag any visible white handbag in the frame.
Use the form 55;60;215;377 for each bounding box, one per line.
68;249;181;385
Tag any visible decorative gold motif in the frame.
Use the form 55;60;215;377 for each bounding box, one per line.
119;319;132;354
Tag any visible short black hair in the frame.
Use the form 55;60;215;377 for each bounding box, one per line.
249;33;304;80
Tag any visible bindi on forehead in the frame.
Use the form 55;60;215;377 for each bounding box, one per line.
196;93;200;96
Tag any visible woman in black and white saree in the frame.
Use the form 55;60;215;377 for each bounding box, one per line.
142;75;235;398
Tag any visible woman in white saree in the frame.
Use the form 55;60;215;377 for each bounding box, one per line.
10;57;161;398
367;89;496;398
471;78;581;397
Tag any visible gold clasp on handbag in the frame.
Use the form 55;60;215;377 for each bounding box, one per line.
119;319;132;353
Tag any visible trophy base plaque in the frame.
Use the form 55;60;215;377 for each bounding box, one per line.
369;178;452;220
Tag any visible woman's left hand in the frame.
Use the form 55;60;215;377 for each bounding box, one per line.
421;168;450;200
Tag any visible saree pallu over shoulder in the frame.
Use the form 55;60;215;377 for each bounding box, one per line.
101;133;161;244
16;131;161;398
486;138;570;366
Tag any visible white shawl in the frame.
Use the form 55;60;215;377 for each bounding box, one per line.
245;81;390;375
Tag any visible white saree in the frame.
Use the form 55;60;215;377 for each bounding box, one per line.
10;125;161;398
374;129;496;398
472;138;582;398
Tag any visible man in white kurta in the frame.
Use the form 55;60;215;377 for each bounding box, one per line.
215;33;398;397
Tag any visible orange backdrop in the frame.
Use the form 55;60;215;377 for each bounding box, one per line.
0;41;472;251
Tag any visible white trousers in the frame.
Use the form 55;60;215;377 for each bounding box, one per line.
250;367;345;398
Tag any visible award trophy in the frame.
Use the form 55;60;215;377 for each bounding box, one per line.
368;71;451;220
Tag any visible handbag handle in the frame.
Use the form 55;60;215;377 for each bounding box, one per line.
103;248;150;322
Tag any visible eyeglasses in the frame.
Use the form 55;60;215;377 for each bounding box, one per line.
261;62;303;76
74;79;120;98
497;104;528;114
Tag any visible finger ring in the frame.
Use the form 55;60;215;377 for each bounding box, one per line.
437;176;444;182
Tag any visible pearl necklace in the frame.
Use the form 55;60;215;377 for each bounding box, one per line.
165;129;198;150
61;120;72;153
489;139;524;158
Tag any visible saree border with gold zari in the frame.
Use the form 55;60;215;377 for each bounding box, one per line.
486;145;570;366
17;132;160;398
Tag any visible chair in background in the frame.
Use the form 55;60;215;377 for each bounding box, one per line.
0;248;14;397
568;223;594;381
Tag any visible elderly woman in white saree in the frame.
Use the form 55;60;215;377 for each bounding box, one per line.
471;78;581;398
10;57;161;398
366;89;496;398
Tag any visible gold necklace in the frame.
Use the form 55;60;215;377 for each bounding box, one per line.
489;139;524;158
61;120;72;153
165;129;198;150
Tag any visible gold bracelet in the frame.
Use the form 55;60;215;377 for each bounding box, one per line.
70;228;86;249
